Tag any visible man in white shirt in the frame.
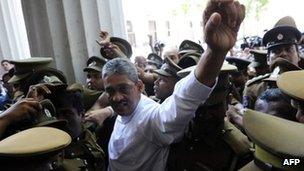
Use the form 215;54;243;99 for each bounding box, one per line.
102;0;245;170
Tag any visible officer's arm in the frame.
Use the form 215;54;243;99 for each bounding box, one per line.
0;98;40;138
84;107;114;125
87;92;109;111
195;0;245;87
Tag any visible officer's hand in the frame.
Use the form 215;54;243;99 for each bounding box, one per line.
26;83;52;101
84;108;113;126
97;32;127;58
203;0;245;52
1;98;41;125
96;31;110;45
226;104;243;129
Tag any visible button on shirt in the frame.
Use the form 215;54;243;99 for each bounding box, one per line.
108;70;215;171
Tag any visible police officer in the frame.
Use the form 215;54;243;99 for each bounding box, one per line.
153;57;182;103
7;57;53;102
226;57;251;103
0;127;71;170
27;71;106;171
228;58;302;130
240;109;304;170
84;56;107;91
248;49;269;77
138;53;163;97
177;40;204;69
147;53;163;69
262;57;302;88
68;56;107;111
277;70;304;123
243;16;302;109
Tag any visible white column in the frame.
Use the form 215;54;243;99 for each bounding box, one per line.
80;0;101;57
45;0;76;84
62;0;88;83
97;0;127;39
0;0;30;60
21;0;54;57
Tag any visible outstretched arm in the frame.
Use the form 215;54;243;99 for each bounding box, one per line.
195;0;245;87
147;0;246;145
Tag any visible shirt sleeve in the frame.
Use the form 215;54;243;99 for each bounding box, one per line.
147;70;216;146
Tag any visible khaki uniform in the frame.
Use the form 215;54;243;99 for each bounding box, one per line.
167;120;252;171
240;109;304;170
68;83;103;111
0;127;71;170
62;127;106;171
242;74;269;109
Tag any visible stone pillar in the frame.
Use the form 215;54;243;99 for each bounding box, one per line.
62;0;87;84
21;0;127;83
22;0;76;84
97;0;127;39
0;0;30;61
45;0;76;84
80;0;101;57
21;0;54;58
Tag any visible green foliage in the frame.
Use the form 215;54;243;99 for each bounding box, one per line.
242;0;270;20
172;0;205;16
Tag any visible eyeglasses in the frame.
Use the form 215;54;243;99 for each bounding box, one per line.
105;83;137;97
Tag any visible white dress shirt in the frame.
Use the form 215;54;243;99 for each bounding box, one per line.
108;70;215;171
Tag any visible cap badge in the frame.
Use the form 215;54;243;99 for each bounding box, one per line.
43;76;52;83
88;61;96;67
277;33;283;40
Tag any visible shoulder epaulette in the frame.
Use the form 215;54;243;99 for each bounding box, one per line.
246;73;270;86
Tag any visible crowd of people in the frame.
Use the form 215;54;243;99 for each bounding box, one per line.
0;0;304;170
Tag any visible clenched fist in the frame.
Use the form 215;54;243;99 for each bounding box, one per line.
203;0;245;52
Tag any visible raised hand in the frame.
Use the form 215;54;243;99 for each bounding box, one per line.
96;31;110;46
26;83;52;101
203;0;245;52
96;30;127;58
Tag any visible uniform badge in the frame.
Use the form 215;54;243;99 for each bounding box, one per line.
89;61;97;67
43;75;52;83
277;33;283;40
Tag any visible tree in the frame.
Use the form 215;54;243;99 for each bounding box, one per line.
243;0;270;20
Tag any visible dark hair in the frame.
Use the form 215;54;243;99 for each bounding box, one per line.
46;89;84;116
267;43;300;61
1;60;11;65
257;88;290;104
255;88;297;121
